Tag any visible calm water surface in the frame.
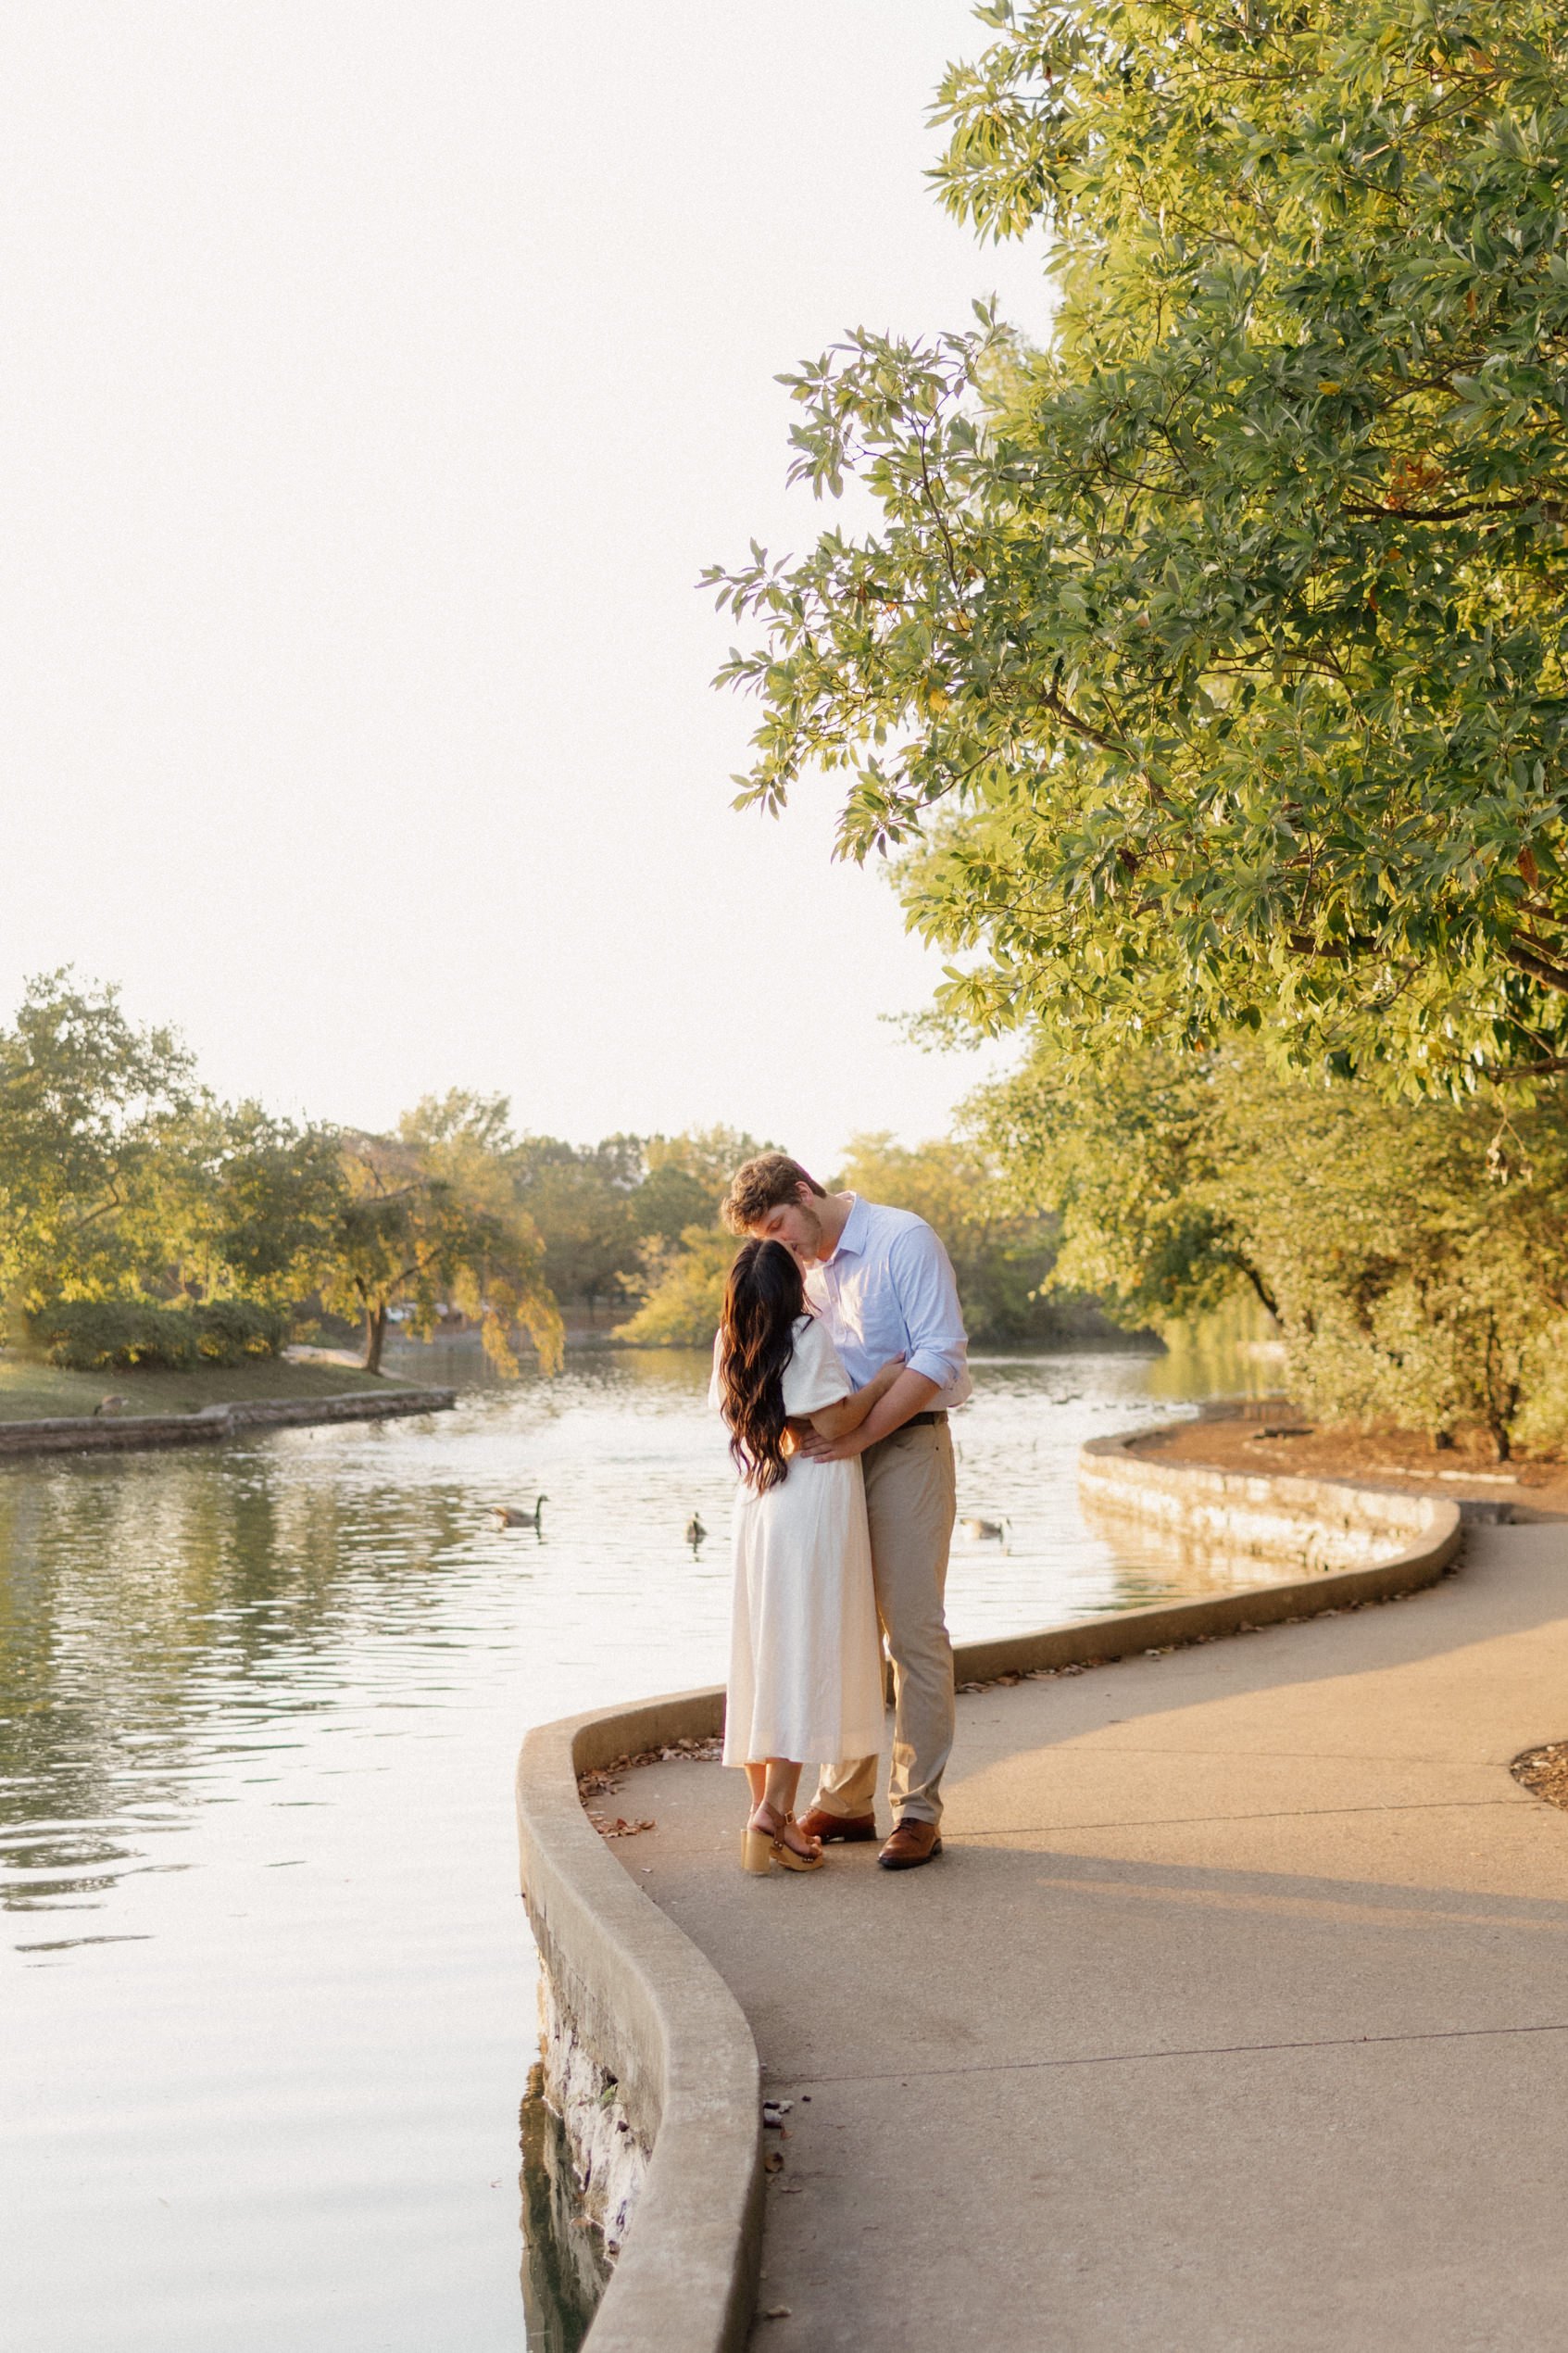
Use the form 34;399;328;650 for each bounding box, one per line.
2;1340;1263;2351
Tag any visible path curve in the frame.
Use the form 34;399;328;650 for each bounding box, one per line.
613;1513;1568;2349
515;1438;1463;2351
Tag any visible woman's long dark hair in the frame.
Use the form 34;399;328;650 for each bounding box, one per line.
717;1239;805;1493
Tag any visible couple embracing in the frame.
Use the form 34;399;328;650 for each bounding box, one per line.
710;1152;970;1876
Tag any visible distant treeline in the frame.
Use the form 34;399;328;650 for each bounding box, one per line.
0;973;1099;1378
610;1132;1112;1351
18;972;1551;1450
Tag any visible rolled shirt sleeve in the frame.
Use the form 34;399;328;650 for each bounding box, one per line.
806;1194;972;1411
888;1222;968;1393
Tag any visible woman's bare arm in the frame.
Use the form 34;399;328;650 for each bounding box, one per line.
794;1359;904;1442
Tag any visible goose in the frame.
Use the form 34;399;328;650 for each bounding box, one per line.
94;1394;129;1417
493;1495;547;1529
960;1514;1011;1542
685;1513;708;1549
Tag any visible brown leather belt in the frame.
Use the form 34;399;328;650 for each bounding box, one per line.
903;1410;947;1428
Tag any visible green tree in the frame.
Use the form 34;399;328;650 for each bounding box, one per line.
976;1050;1276;1330
208;1109;348;1306
642;1126;768;1199
510;1134;643;1319
709;0;1568;1092
614;1225;737;1349
612;1129;773;1348
631;1128;771;1252
507;1130;772;1324
322;1095;562;1377
978;1039;1568;1454
109;1100;346;1312
632;1160;718;1251
0;971;194;1313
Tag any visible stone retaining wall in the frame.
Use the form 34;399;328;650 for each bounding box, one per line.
1078;1426;1458;1570
0;1387;455;1455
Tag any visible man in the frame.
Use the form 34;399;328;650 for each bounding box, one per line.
721;1152;970;1870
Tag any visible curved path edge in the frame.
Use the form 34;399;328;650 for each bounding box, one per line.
514;1425;1464;2353
516;1691;764;2353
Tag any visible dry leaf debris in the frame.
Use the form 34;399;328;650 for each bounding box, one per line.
576;1736;721;1810
1513;1740;1568;1811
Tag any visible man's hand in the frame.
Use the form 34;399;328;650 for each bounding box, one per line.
796;1423;875;1465
797;1366;941;1462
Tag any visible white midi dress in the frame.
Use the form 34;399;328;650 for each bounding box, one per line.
712;1315;885;1768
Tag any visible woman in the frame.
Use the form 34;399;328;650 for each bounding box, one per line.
710;1239;900;1874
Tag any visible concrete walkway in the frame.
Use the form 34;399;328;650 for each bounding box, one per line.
611;1519;1568;2350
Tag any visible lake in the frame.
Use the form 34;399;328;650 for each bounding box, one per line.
1;1338;1266;2351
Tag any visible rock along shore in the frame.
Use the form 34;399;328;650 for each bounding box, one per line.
0;1387;456;1455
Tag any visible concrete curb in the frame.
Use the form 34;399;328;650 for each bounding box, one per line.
0;1387;456;1455
513;1428;1463;2350
516;1690;761;2353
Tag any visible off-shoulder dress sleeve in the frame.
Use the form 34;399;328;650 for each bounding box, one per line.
780;1315;850;1417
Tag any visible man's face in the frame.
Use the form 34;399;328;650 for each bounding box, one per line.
751;1189;826;1267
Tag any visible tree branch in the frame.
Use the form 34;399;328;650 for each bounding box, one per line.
1234;1256;1281;1322
1505;939;1568;996
1342;490;1568;524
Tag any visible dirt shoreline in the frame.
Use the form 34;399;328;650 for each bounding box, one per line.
1133;1405;1568;1516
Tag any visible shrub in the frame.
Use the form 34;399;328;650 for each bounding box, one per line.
31;1297;286;1371
32;1300;194;1369
190;1299;287;1362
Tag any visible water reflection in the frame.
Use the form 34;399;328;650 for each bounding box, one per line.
0;1451;483;1921
0;1335;1261;2353
519;2067;610;2352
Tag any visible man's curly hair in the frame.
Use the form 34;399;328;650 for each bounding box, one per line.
721;1152;826;1236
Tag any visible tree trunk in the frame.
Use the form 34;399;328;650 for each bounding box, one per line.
363;1302;388;1377
1236;1258;1281;1322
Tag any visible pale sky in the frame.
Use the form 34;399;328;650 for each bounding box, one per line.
1;4;1051;1175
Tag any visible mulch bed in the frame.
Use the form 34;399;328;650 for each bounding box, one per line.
1512;1742;1568;1813
1135;1414;1568;1510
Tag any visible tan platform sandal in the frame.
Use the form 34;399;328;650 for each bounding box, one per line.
741;1802;824;1874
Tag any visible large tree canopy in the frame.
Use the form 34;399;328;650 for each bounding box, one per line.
974;1038;1568;1453
710;0;1568;1089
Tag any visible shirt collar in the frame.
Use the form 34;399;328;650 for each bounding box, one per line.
824;1192;867;1264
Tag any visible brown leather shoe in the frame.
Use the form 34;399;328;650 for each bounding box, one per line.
797;1807;878;1844
877;1818;943;1870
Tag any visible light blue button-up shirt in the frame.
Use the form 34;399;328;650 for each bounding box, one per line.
804;1194;972;1411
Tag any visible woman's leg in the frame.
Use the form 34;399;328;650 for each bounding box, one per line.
744;1761;766;1809
751;1760;818;1856
763;1759;802;1818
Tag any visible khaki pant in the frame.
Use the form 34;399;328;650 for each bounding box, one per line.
812;1417;957;1828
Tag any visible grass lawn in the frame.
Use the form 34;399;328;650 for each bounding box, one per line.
0;1353;420;1422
